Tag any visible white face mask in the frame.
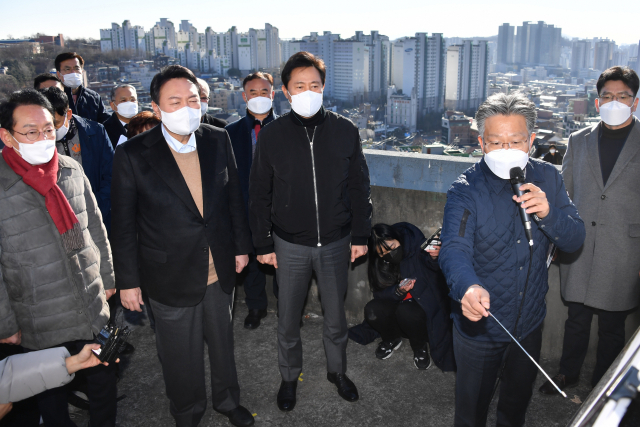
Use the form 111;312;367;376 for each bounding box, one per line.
288;90;323;117
56;118;69;141
13;136;56;165
160;106;201;135
115;101;138;119
62;73;83;89
200;102;209;115
549;149;556;154
484;148;529;180
247;96;273;115
599;100;633;126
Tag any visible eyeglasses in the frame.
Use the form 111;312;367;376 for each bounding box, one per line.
598;93;635;104
12;128;56;141
484;141;529;149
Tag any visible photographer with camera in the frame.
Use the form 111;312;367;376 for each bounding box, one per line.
0;89;117;427
362;223;455;371
0;344;119;421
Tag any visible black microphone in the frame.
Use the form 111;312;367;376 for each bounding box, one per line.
510;167;534;247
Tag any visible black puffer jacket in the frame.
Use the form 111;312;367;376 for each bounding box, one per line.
373;223;456;372
249;109;372;253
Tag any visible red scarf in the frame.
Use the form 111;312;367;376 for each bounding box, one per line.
2;147;85;252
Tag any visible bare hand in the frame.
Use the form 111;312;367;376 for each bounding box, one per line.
105;289;117;300
65;344;120;374
426;246;440;259
235;255;249;273
461;285;490;322
257;253;278;269
351;245;368;263
0;331;21;345
398;279;416;294
513;183;550;219
120;288;144;312
0;402;12;420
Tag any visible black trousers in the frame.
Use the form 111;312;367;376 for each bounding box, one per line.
274;234;351;382
27;340;118;427
149;281;241;427
453;325;542;427
364;298;428;351
559;302;629;387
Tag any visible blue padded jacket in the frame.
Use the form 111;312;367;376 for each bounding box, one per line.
439;158;585;342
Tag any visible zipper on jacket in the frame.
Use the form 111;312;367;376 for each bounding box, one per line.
305;127;322;247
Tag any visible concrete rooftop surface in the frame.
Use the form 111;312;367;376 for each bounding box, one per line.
64;295;640;427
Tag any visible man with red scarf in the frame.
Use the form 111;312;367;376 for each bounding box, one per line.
0;89;117;427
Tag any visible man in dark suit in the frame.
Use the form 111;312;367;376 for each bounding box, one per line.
103;84;138;148
197;77;228;128
226;72;277;330
112;65;255;427
55;52;111;124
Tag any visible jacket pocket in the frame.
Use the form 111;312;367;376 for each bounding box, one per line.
139;244;167;263
629;224;640;238
2;265;25;301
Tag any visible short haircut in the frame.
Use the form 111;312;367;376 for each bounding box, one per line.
110;84;137;102
281;51;326;89
596;66;639;97
55;52;85;71
476;92;537;137
0;89;55;132
149;65;199;105
39;87;69;117
242;72;274;89
127;111;161;138
34;73;61;89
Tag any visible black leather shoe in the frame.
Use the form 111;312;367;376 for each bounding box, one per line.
327;372;359;402
220;405;255;426
244;309;267;330
277;380;297;412
119;342;135;355
539;373;579;395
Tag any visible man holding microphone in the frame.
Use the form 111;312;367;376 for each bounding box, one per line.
439;92;585;426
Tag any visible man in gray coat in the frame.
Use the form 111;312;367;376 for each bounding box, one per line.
0;89;117;426
540;66;640;395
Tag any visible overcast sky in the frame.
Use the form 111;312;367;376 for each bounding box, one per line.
2;0;639;45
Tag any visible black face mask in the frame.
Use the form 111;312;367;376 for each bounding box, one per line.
382;246;403;264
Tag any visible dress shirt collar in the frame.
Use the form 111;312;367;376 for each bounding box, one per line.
161;124;197;153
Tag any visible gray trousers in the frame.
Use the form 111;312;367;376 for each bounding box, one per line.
274;233;351;381
149;282;240;427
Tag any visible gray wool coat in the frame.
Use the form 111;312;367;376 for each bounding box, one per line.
559;116;640;311
0;154;114;350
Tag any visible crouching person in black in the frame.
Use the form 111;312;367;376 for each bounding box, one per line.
364;223;455;371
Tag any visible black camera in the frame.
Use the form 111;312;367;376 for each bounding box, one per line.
92;324;131;363
421;227;442;251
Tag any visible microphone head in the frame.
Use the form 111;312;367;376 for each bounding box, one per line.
509;167;525;183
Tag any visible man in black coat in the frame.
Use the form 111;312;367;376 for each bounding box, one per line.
249;52;372;412
112;65;255;427
197;78;228;128
103;84;139;148
226;72;277;330
55;52;111;124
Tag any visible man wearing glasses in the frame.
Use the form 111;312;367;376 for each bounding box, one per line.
55;52;111;124
540;66;640;396
0;89;117;427
439;92;584;425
